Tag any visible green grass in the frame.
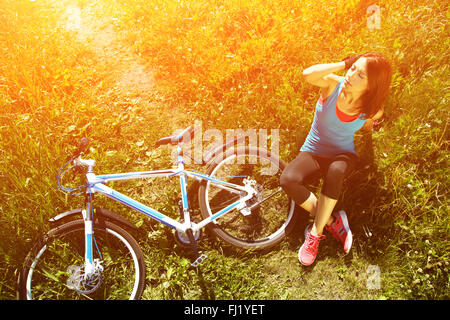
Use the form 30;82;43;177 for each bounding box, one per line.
0;0;448;299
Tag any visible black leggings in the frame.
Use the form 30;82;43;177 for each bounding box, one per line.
280;151;357;205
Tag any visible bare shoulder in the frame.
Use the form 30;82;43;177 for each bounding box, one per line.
320;74;341;99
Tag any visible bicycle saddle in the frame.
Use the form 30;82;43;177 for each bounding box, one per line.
155;126;194;147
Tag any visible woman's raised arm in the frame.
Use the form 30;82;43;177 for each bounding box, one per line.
302;61;346;88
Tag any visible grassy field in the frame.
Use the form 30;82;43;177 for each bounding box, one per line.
0;0;448;299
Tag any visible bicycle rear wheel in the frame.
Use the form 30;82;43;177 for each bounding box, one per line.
18;220;145;300
198;146;296;249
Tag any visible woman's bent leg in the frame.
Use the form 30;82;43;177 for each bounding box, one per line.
280;152;321;215
311;154;356;235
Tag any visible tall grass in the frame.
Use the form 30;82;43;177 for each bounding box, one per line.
0;0;448;299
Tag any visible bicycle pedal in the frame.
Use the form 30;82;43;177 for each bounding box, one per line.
191;254;208;267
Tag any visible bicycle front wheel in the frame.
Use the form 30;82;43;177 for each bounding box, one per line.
18;220;145;300
198;146;296;249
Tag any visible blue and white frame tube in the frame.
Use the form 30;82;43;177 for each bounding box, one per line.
179;174;190;221
177;144;192;227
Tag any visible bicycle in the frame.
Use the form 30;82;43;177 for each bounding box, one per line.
17;126;297;300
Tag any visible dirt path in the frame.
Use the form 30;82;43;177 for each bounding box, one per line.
64;4;155;101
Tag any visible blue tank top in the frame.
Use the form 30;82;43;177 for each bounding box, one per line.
300;76;366;157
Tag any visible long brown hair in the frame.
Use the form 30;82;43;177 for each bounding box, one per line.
354;52;393;119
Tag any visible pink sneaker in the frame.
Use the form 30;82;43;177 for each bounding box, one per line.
325;210;353;254
298;226;325;266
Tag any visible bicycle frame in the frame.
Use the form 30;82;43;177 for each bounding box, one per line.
78;143;257;274
89;168;253;232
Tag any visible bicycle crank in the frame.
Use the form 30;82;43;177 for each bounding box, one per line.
174;228;202;248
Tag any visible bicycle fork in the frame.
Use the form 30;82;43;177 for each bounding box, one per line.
82;199;95;277
81;191;103;279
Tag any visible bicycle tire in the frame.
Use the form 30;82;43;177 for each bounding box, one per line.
17;219;146;300
198;146;297;249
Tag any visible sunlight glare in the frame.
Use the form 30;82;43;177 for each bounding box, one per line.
65;5;82;31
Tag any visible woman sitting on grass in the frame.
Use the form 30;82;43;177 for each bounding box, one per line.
280;52;392;266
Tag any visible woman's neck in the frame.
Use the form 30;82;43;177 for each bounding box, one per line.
339;88;362;115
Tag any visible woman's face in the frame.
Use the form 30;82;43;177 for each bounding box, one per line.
343;57;369;94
